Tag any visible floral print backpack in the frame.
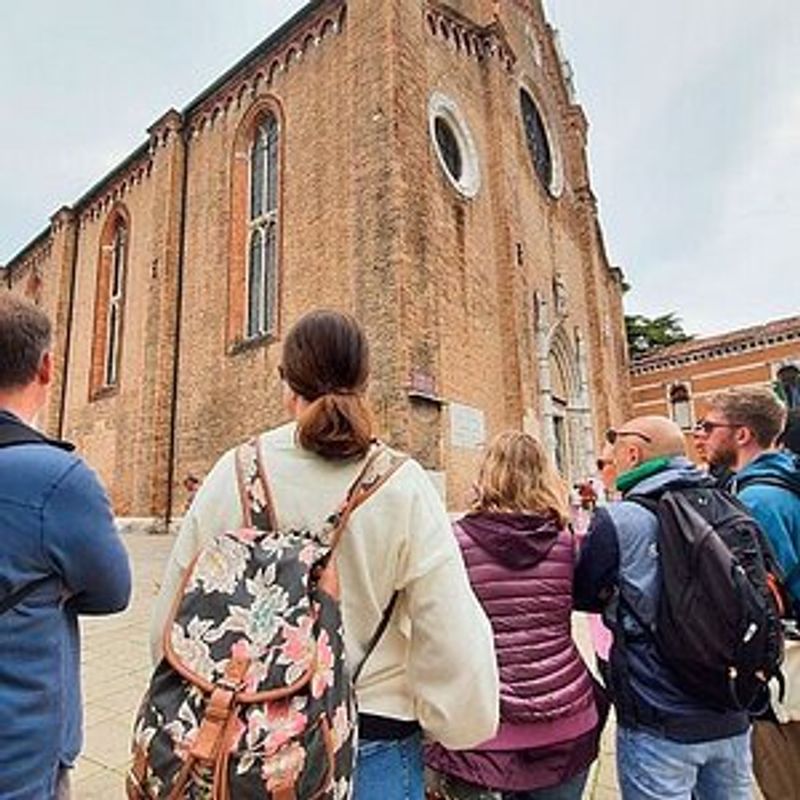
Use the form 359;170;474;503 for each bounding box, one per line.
128;439;406;799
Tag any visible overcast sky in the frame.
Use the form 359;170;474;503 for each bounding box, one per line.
2;2;798;336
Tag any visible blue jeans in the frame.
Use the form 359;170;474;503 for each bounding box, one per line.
617;726;752;800
354;733;424;800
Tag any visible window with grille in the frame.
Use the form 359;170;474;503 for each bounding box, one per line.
520;88;553;192
247;114;279;339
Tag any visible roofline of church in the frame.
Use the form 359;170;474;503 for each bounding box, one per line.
4;0;327;275
182;0;326;117
630;313;800;375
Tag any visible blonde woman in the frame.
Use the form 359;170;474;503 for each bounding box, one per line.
426;432;601;800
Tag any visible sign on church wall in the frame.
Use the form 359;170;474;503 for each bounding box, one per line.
449;402;486;450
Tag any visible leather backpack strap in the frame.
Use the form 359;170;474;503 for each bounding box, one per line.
328;444;409;552
235;437;278;531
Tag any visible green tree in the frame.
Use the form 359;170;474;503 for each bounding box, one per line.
625;313;693;359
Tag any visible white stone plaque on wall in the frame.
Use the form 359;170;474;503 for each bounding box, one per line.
449;402;486;450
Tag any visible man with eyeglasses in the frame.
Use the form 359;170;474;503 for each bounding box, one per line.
573;415;753;799
697;389;800;618
697;388;800;800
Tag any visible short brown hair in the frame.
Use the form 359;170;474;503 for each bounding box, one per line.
472;431;570;525
282;309;372;460
708;388;787;448
0;294;52;390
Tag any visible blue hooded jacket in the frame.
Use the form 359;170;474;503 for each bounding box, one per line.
734;450;800;612
574;456;749;743
0;411;131;798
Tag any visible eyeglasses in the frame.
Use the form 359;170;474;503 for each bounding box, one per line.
596;458;614;471
605;428;652;445
694;419;739;435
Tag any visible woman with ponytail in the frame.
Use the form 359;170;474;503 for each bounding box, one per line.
150;309;499;799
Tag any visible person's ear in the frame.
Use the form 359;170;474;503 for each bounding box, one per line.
735;426;751;447
37;351;53;387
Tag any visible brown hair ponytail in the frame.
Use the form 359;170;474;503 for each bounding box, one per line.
282;309;373;460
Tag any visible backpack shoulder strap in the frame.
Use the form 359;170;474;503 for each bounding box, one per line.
626;494;661;515
736;473;800;500
328;445;409;551
235;437;277;531
0;577;51;616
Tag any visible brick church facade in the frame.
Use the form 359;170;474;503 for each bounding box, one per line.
2;0;628;518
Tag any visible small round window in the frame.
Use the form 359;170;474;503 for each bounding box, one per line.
428;92;480;198
520;87;562;197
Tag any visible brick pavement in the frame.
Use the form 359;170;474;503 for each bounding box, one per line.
72;533;761;798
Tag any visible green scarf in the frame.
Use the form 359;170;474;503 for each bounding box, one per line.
615;456;671;494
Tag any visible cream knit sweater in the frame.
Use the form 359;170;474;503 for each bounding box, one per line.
150;423;499;749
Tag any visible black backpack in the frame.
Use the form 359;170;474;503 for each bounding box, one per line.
630;485;784;711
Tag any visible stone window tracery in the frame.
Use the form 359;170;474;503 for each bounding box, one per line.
91;208;129;397
247;114;279;339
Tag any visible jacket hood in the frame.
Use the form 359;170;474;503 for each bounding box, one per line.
736;451;800;494
457;511;562;569
625;456;709;499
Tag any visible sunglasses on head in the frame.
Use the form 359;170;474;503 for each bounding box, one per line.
694;419;739;435
605;428;652;445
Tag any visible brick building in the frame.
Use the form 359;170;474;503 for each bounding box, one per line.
1;0;628;518
630;315;800;457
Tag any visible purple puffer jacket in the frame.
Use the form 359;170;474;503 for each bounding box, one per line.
426;510;598;790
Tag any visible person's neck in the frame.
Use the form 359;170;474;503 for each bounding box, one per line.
0;389;42;426
736;445;770;471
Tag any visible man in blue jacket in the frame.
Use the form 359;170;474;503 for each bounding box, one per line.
574;415;752;799
697;387;800;799
0;294;131;799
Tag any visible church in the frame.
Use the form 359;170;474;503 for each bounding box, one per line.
2;0;629;519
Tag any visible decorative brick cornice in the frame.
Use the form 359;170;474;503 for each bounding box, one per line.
631;316;800;376
425;3;517;73
147;108;183;153
5;231;52;282
184;1;346;140
77;145;152;228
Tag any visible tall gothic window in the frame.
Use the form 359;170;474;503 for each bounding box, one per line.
520;88;552;192
105;219;126;386
91;209;129;397
247;114;279;339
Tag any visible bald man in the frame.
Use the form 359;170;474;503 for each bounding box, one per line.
574;416;752;800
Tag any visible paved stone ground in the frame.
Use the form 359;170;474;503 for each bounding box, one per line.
72;533;761;798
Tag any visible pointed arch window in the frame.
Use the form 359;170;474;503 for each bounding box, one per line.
91;209;129;398
246;114;279;339
105;219;127;386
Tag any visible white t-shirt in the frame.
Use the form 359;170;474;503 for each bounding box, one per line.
150;423;499;749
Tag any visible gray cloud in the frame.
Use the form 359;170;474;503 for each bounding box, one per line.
546;0;800;335
3;2;798;338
